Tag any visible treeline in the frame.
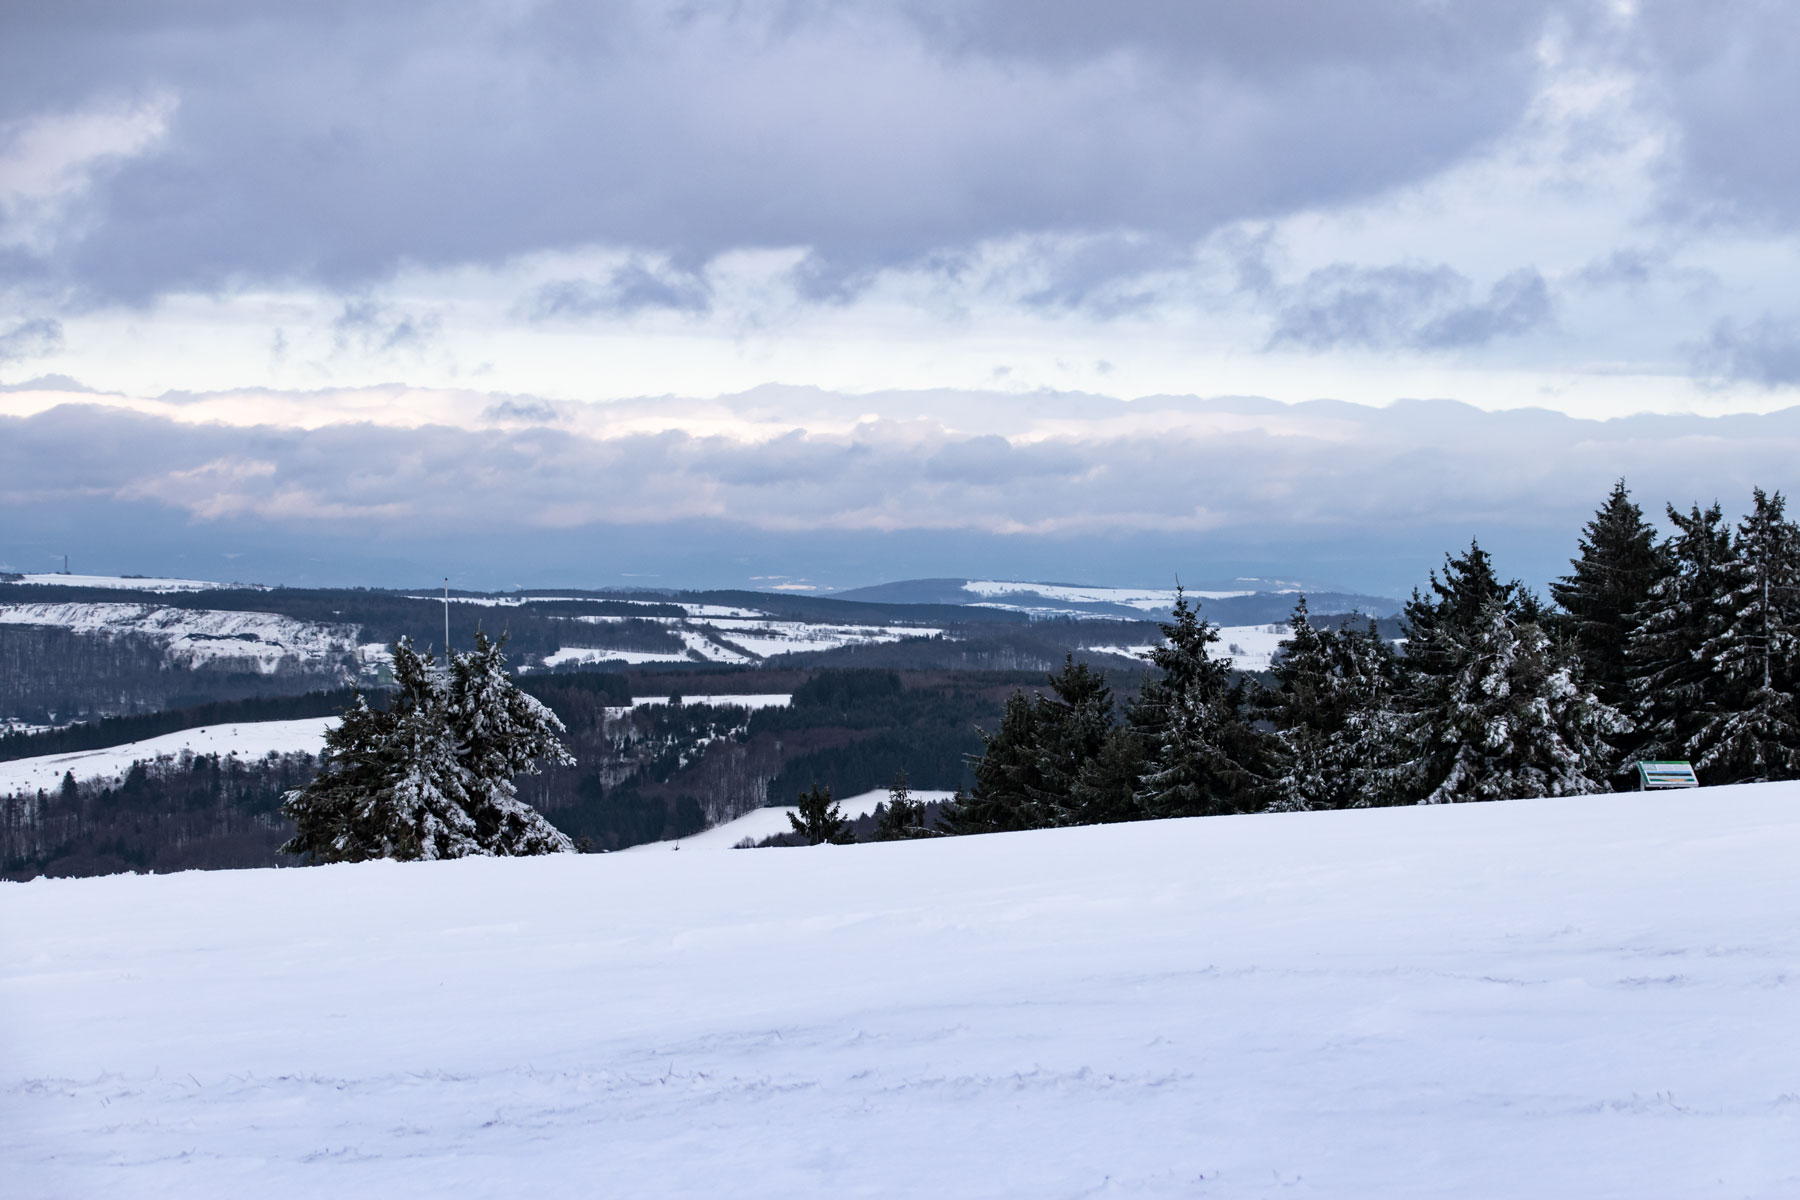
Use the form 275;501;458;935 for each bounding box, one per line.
519;669;1007;851
0;625;353;725
1;750;318;880
942;482;1800;834
753;669;994;803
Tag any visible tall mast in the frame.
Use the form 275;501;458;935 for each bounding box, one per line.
443;577;450;654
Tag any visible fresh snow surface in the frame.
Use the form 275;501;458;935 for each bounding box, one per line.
0;602;361;672
13;573;242;592
0;717;333;796
10;786;1800;1197
963;580;1254;609
624;788;958;852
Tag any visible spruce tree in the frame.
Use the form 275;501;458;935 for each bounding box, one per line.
1129;589;1268;817
1551;480;1667;711
281;636;575;862
1399;600;1623;802
1690;489;1800;782
871;770;934;840
1025;656;1118;826
938;689;1045;835
447;631;578;854
1625;502;1734;765
1402;540;1525;671
788;782;853;845
1262;599;1403;810
1067;726;1145;825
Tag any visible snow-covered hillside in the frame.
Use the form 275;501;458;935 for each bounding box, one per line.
14;573;243;592
8;786;1799;1197
545;615;939;667
0;717;333;796
0;602;361;672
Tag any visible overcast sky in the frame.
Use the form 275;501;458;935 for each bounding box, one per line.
4;2;1800;592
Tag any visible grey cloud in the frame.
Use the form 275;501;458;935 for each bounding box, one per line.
1694;315;1800;387
1270;264;1552;352
1417;269;1551;348
1018;235;1186;317
331;299;439;355
481;398;562;424
0;1;1556;302
525;262;712;319
1640;2;1800;228
0;318;63;363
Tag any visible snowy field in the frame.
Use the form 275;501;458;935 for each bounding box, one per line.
7;786;1800;1197
0;717;333;796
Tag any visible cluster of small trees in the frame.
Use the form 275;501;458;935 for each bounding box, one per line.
281;633;576;861
941;482;1800;833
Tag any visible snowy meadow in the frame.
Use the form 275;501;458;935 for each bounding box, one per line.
7;785;1800;1198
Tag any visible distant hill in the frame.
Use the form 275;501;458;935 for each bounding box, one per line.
831;577;1402;624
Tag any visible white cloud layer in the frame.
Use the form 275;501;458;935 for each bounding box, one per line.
4;381;1798;592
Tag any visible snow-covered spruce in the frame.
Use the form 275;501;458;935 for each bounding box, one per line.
280;633;573;862
1261;597;1403;812
1689;487;1800;782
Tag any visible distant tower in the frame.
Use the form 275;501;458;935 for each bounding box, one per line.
63;554;69;575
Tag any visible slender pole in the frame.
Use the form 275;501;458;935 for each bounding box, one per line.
443;577;450;655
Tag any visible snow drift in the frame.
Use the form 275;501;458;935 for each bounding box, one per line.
6;786;1800;1197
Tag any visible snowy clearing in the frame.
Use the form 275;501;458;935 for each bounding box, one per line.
703;617;940;658
0;717;333;796
624;788;959;852
1085;623;1292;672
7;785;1800;1197
0;602;360;672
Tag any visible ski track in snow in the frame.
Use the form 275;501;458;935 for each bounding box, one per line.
6;786;1800;1197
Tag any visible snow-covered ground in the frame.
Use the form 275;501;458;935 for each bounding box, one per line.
624;788;957;851
12;573;245;592
0;602;361;672
540;627;755;668
0;717;333;796
548;619;934;666
8;785;1800;1197
704;617;940;658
